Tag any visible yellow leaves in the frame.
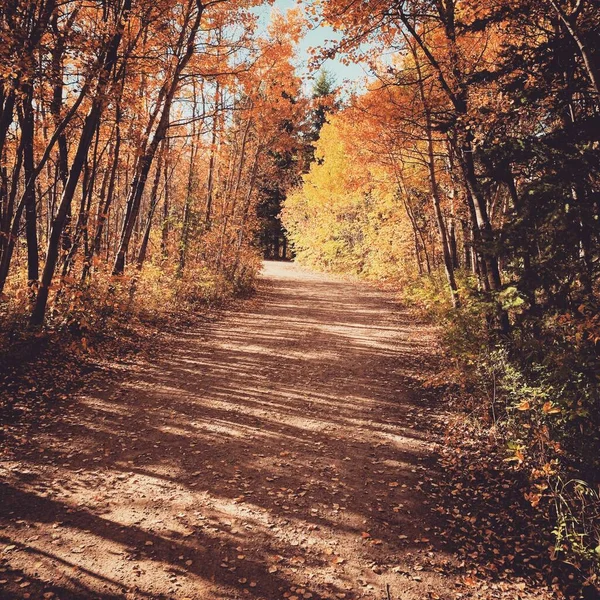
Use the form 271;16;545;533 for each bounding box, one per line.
282;110;405;275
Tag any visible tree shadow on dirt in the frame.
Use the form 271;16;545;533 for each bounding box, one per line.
0;263;464;599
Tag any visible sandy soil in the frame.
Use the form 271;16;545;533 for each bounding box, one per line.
0;262;552;599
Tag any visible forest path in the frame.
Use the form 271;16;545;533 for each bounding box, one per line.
2;261;459;600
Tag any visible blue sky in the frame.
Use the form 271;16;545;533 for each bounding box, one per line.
253;0;369;94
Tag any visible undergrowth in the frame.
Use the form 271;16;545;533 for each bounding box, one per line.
402;270;600;596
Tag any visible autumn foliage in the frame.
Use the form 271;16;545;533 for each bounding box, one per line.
283;0;600;580
0;0;307;333
2;0;600;591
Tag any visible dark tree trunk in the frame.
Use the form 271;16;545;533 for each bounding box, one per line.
113;0;204;276
30;0;131;326
412;43;459;307
18;86;40;285
138;142;166;269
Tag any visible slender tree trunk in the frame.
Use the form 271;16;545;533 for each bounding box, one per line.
137;149;165;269
459;133;503;292
18;86;40;286
0;196;27;295
401;192;425;275
30;0;131;326
205;80;220;229
216;117;252;273
449;218;458;268
548;0;599;98
179;137;196;275
138;138;168;268
449;138;491;290
113;130;162;275
113;0;204;276
413;45;459;307
0;88;16;239
0;133;24;269
179;82;199;276
161;152;171;257
51;9;75;253
0;89;16;163
233;147;260;275
460;219;472;272
91;99;122;265
418;226;432;275
62;123;101;277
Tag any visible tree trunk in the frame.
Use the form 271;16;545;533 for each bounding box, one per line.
412;43;459;307
113;0;204;276
30;0;131;326
161;153;170;257
205;80;220;229
0;133;24;270
62;123;101;278
91;97;122;264
18;86;40;285
137;147;165;269
179;138;196;275
232;147;260;275
548;0;600;97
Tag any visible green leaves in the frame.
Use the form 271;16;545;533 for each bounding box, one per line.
498;286;526;312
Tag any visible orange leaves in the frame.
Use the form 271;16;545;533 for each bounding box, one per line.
513;398;561;417
503;446;525;464
542;402;561;415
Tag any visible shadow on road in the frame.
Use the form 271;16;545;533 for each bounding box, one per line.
1;262;452;600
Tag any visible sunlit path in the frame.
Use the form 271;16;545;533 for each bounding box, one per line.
0;263;541;599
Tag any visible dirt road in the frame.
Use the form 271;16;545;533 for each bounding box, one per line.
1;262;469;599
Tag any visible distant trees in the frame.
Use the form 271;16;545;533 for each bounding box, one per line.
288;0;599;328
309;70;337;142
259;69;337;260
